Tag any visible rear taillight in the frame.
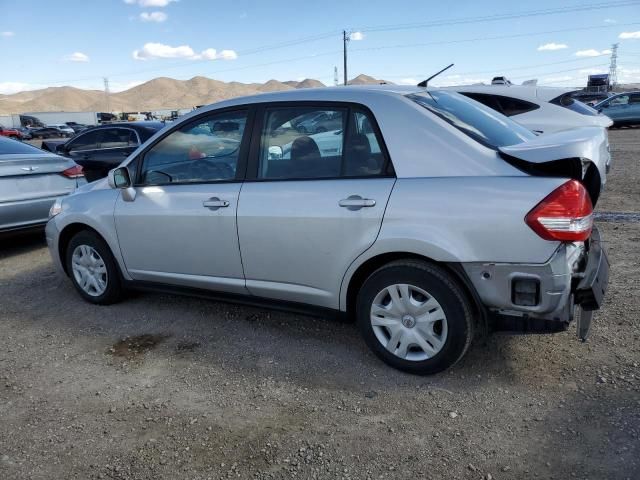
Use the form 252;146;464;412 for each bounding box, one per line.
525;180;593;242
62;165;84;178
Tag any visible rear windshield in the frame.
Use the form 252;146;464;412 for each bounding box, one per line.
0;138;46;156
550;93;599;116
407;91;535;149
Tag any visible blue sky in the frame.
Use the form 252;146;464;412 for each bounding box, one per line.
1;0;640;94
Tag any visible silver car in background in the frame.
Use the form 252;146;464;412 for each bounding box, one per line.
46;86;609;374
0;137;85;233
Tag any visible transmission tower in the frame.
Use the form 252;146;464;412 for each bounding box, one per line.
103;77;111;112
334;66;339;86
608;43;618;90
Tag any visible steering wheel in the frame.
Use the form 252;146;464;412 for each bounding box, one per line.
188;159;235;180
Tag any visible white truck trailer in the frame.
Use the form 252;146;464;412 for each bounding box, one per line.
23;111;99;127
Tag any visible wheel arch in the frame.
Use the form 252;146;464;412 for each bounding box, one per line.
57;223;109;275
343;251;486;331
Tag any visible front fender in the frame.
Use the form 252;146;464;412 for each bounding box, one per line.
50;188;131;280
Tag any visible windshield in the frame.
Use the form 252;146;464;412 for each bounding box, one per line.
0;138;47;156
550;93;599;116
407;91;535;149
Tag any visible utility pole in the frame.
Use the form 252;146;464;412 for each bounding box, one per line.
343;30;349;86
608;43;619;90
103;77;111;112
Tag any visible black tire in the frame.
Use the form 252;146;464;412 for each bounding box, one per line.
65;230;124;305
356;260;474;375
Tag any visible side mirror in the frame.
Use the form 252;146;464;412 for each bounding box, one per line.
55;144;67;154
268;145;283;160
108;167;136;202
108;166;131;189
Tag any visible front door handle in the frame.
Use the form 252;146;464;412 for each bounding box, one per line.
203;197;230;210
339;195;376;210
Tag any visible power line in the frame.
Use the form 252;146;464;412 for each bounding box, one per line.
349;22;640;56
356;1;640;33
380;54;613;79
17;18;640;88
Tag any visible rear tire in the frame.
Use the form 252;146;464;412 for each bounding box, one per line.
65;230;124;305
356;260;474;375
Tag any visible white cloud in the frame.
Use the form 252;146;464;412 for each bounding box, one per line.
580;68;608;74
618;66;640;83
124;0;176;6
398;78;418;85
63;52;90;62
1;31;14;37
604;18;616;24
133;43;238;61
537;42;568;51
619;31;640;39
140;11;168;22
217;49;238;60
541;75;574;83
350;31;364;41
110;80;146;92
0;82;43;94
575;49;610;57
133;42;194;60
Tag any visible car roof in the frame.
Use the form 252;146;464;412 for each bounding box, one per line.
193;85;425;113
83;121;165;131
442;84;575;103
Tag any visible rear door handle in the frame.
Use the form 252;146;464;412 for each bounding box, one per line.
203;197;230;209
339;195;376;210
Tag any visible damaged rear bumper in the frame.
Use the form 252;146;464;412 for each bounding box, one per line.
462;226;609;337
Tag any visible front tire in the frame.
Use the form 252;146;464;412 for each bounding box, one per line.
65;230;124;305
356;260;474;375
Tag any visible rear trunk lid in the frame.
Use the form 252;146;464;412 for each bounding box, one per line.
0;153;79;203
499;126;609;205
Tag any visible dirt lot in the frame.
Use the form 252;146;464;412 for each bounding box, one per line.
1;129;639;480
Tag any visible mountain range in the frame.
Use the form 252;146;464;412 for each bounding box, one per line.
0;74;389;115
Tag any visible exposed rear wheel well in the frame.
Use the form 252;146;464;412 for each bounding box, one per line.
58;224;104;275
345;252;485;330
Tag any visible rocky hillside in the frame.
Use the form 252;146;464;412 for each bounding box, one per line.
0;75;389;114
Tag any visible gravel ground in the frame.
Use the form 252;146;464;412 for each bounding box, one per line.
1;129;639;480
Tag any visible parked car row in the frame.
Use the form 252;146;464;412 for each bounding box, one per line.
0;137;85;233
42;85;609;375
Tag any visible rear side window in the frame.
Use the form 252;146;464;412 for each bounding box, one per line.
0;138;45;156
550;93;599;116
257;106;388;180
461;92;539;117
98;128;138;148
67;130;100;152
408;91;535;149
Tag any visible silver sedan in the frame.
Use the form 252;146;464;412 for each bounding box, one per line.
0;137;85;233
46;86;609;374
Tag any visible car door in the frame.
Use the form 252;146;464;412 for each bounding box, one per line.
89;127;141;180
114;109;251;294
628;93;640;123
601;95;628;121
237;103;395;309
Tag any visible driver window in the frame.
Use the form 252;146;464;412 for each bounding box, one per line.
610;95;629;106
140;110;247;185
